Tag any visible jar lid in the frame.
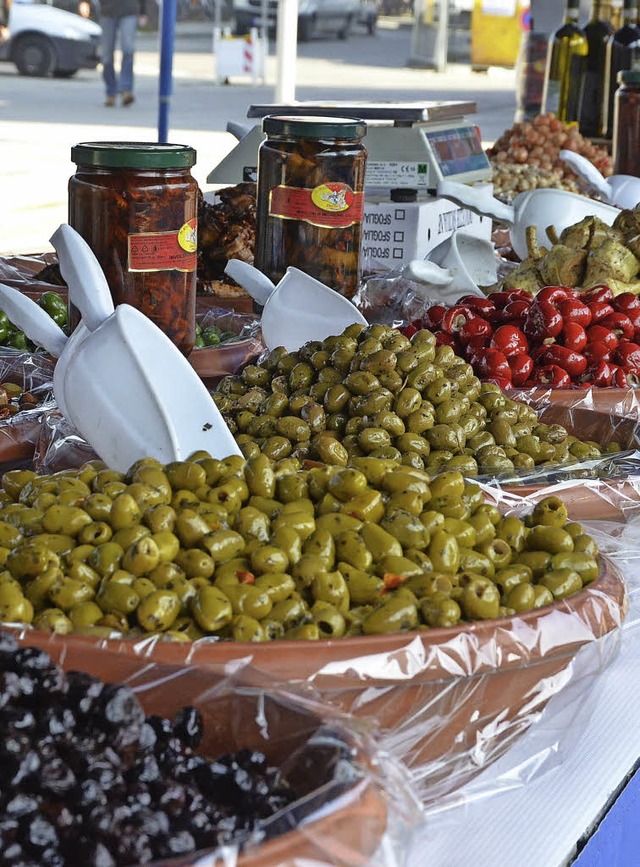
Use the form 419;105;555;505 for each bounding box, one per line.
71;142;197;168
618;69;640;85
262;115;367;139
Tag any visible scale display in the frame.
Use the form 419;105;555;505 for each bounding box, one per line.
425;126;490;179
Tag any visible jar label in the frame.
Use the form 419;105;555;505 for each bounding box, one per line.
128;219;198;272
269;183;363;228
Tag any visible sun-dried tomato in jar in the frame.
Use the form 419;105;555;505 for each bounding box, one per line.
254;116;367;300
68;142;198;355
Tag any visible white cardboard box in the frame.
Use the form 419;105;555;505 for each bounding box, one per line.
361;192;493;274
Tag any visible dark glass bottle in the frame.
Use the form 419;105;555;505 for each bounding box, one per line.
604;0;640;136
542;0;589;126
580;0;615;136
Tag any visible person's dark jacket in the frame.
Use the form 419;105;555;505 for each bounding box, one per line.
100;0;145;19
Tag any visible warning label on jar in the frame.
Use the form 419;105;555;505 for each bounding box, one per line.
128;219;197;272
269;183;364;228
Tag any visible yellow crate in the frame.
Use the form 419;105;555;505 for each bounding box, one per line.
470;0;530;69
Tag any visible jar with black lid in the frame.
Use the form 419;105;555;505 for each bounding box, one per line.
613;69;640;176
68;142;198;355
254;115;367;300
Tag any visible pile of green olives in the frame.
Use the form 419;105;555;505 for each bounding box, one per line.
213;323;618;478
0;453;600;642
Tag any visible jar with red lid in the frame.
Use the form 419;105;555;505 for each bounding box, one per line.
68;142;198;355
613;69;640;176
254;115;367;300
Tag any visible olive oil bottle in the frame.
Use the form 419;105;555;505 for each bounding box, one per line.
604;0;640;136
580;0;615;137
541;0;589;125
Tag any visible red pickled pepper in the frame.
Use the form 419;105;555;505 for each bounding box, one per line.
401;283;640;388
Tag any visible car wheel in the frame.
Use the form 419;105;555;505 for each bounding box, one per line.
298;14;315;42
53;68;79;78
338;14;352;39
13;34;56;77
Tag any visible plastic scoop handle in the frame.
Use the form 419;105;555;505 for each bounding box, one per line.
224;259;276;306
0;283;68;357
558;150;612;201
51;224;115;333
437;180;515;225
405;260;454;286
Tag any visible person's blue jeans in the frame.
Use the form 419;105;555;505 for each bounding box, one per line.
101;14;137;97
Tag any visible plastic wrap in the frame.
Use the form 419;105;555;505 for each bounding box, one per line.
0;638;422;866
0;348;56;468
0;252;63;293
353;255;518;326
413;509;640;827
190;304;263;385
3;534;628;811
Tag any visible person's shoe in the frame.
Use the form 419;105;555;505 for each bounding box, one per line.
104;95;116;107
121;92;135;106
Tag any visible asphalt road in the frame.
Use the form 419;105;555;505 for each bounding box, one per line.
0;17;518;255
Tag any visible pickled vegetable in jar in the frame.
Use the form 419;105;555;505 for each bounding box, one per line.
613;69;640;176
254;115;367;300
69;142;199;355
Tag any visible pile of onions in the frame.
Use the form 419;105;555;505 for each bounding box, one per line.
487;112;613;180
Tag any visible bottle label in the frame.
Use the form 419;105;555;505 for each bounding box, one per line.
128;219;198;272
545;79;561;113
268;183;364;228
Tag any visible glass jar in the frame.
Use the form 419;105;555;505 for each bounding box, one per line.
254;115;367;301
68;142;199;355
613;69;640;176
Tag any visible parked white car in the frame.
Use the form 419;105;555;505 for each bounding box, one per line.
0;0;101;76
233;0;361;41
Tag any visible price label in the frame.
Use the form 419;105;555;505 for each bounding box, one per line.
365;161;430;187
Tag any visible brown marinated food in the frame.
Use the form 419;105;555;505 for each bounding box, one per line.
69;142;199;355
254;116;367;299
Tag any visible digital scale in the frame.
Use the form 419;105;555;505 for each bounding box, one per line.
206;100;495;272
207;99;492;191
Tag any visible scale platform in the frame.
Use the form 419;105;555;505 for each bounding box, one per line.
207;100;492;192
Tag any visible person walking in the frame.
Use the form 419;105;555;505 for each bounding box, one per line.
100;0;147;107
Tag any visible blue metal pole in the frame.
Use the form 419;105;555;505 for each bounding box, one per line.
158;0;177;143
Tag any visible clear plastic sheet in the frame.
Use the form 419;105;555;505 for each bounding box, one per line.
3;457;629;812
0;252;63;292
478;400;640;521
191;305;264;385
0;348;56;468
3;635;422;866
352;255;518;326
413;508;640;826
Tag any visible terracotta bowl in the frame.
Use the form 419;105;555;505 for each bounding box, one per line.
6;647;387;867
11;556;627;802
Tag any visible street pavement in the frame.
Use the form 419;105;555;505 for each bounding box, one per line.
0;17;519;255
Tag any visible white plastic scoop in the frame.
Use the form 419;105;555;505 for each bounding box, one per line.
404;230;497;302
437;179;620;261
225;260;367;352
0;225;241;472
559;149;640;210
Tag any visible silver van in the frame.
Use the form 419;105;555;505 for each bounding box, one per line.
233;0;361;41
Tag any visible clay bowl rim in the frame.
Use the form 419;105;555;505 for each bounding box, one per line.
6;555;627;690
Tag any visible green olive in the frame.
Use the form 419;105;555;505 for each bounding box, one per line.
33;607;72;633
427;530;460;574
526;526;574;555
539;568;583;599
362;596;418;634
192;585;233;632
459;575;500;620
420;591;461;627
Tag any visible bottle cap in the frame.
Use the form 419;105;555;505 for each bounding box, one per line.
618;69;640;86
